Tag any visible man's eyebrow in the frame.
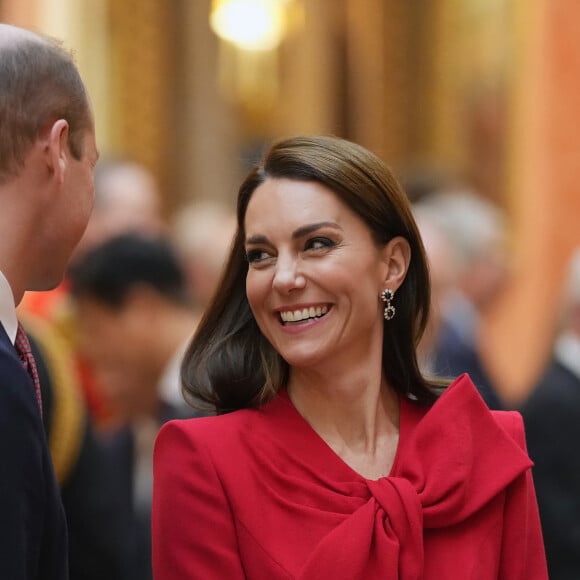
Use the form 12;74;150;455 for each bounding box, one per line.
245;221;342;246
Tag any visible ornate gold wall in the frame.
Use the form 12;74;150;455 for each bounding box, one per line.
106;0;176;213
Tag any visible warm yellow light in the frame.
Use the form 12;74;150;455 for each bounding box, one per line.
210;0;287;51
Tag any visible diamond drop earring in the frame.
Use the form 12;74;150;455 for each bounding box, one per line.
380;289;396;320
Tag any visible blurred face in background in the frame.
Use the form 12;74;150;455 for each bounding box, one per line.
73;161;165;261
171;202;236;309
75;292;161;422
461;234;510;311
414;214;455;360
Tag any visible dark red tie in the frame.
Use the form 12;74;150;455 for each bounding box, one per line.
15;322;43;415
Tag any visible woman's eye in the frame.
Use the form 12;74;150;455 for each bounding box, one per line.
245;249;270;263
306;237;335;251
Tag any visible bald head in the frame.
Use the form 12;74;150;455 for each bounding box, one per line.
171;201;236;307
74;158;164;257
0;23;92;183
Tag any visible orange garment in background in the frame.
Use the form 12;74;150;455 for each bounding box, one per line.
484;0;580;404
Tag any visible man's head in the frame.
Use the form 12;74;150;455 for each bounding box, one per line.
69;233;192;419
74;157;165;259
171;201;236;309
0;24;93;182
0;24;97;299
560;247;580;337
413;189;509;312
413;206;456;362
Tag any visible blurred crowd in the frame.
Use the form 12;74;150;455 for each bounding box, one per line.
410;173;580;580
17;157;580;579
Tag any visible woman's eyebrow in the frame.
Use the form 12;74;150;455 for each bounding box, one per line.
245;234;268;245
245;221;342;246
291;221;342;240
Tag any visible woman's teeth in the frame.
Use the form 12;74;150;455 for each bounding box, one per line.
280;305;328;323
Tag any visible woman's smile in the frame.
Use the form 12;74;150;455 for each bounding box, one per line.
279;304;330;324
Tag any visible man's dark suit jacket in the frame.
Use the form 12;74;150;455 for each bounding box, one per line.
521;359;580;580
431;318;504;410
102;403;201;580
0;322;68;579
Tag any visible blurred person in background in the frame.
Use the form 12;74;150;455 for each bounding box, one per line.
412;206;456;373
413;190;508;409
0;23;97;579
171;200;236;313
520;247;580;580
71;157;166;426
76;156;165;258
69;232;204;580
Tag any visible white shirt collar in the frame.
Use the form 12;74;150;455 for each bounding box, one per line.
0;270;18;344
158;338;191;408
554;332;580;381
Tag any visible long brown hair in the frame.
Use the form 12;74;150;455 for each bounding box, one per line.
181;135;442;413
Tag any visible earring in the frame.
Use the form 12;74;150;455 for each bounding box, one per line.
380;289;396;320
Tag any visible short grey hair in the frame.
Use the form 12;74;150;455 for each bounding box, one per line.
413;189;506;277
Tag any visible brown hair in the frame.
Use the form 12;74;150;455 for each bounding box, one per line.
182;135;443;413
0;34;91;183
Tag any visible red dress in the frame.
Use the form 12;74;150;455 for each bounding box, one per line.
152;374;547;579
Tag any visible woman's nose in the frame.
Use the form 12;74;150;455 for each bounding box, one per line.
272;255;306;293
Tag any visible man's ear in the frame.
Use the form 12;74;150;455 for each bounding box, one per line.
381;236;411;292
45;119;70;186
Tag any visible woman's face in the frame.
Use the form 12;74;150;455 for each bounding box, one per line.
244;177;392;370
